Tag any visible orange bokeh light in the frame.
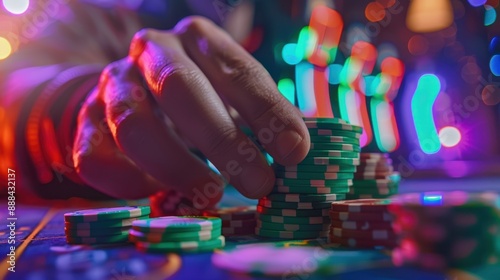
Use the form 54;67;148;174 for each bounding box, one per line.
365;2;386;22
377;0;396;7
407;35;429;56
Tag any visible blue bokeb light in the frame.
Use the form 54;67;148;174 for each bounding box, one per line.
421;194;443;206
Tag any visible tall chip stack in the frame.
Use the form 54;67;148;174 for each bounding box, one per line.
203;206;257;236
347;153;400;200
389;192;500;270
327;199;397;248
255;117;362;239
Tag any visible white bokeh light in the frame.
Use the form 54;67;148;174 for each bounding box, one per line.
439;126;461;148
3;0;30;15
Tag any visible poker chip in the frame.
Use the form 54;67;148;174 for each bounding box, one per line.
257;214;330;224
327;235;397;248
221;219;256;228
272;185;350;194
274;170;355;180
203;206;256;220
310;143;361;152
272;164;357;173
202;206;257;236
135;236;225;253
304;121;363;133
64;206;151;245
330;199;391;212
330;220;393;231
329;210;393;222
222;227;256;235
212;244;330;276
308;128;361;138
264;193;346;203
132;216;222;233
256;221;330;231
64;206;151;222
258;199;332;209
257;206;330;217
275;178;353;187
330;227;396;240
128;228;221;242
255;228;328;239
309;136;360;145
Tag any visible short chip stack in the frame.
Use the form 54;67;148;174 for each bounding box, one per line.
389;192;500;270
328;199;397;248
347;153;399;200
64;206;151;244
256;117;362;239
130;216;225;253
202;206;257;236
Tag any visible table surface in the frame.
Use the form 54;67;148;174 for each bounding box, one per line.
1;177;500;280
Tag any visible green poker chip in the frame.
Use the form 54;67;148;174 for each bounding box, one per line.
65;216;149;230
352;179;398;188
258;199;332;209
65;226;131;237
66;232;130;244
256;221;330;231
257;205;330;217
302;117;349;124
304;121;363;133
348;187;398;196
298;157;360;166
309;143;361;152
272;164;357;173
255;227;328;239
346;194;395;199
274;170;354;180
308;128;361;139
305;150;360;158
309;136;360;145
275;178;353;187
64;206;151;222
273;185;350;194
257;213;330;224
129;227;221;242
132;216;222;233
264;193;346;203
135;235;225;253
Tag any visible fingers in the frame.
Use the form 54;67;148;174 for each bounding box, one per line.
129;28;275;199
100;59;224;208
72;89;164;199
174;16;310;165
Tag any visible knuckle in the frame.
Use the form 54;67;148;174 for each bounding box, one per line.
204;126;241;158
176;16;212;35
155;63;203;93
130;28;160;58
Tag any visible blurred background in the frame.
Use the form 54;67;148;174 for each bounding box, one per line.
1;0;499;179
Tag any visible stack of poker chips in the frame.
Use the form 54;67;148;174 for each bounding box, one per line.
328;199;397;248
203;206;257;236
346;153;400;200
389;192;500;270
64;206;150;244
256;117;362;239
129;216;225;253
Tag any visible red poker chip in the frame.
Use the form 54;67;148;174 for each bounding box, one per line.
222;219;257;228
329;210;393;222
330;199;392;212
222;226;256;236
327;235;397;248
359;153;390;159
203;206;257;221
329;227;396;240
330;220;393;231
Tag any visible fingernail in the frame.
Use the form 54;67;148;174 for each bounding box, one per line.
241;165;273;198
276;130;303;160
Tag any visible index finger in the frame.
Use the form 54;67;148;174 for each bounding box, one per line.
174;17;310;165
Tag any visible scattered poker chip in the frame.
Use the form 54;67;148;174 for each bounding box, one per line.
264;193;346;203
257;221;330;231
327;235;397;248
272;164;357;173
65;226;131;237
304;121;363;133
275;178;353;187
275;171;354;180
307;128;361;138
330;220;393;231
258;199;332;209
273;185;350;194
135;235;225;253
212;244;329;276
203;206;256;220
64;206;151;222
329;210;393;222
64;216;149;230
132;216;222;233
257;214;330;224
297;157;360;166
304;150;360;158
309;143;361;152
66;232;130;244
330;227;396;240
330;199;391;213
257;205;330;217
128;227;221;242
309;136;360;145
255;227;328;239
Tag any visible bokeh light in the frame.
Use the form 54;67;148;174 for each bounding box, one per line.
2;0;29;15
407;0;454;33
490;36;500;53
482;84;500;105
439;126;461;148
484;5;497;26
365;2;386;22
468;0;487;7
489;55;500;76
0;37;12;60
487;0;499;7
377;0;396;8
408;35;429;55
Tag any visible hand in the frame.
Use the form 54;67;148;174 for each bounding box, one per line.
72;16;310;209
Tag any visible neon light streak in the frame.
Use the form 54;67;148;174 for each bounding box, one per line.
296;27;317;61
282;43;302;65
371;99;400;152
411;74;441;154
313;67;333;117
296;62;317;116
338;86;370;147
277;78;295;105
308;5;344;67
